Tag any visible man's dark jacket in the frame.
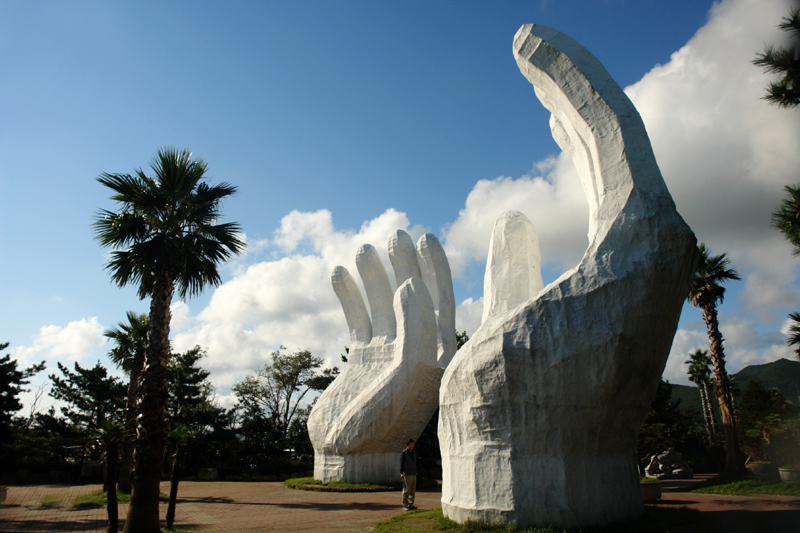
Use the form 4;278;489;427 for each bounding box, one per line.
400;448;416;476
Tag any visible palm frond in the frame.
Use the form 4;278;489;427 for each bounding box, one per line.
771;185;800;254
94;147;245;300
688;243;740;307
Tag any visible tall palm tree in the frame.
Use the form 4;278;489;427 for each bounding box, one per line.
771;187;800;360
787;311;800;360
103;311;148;494
688;243;742;472
94;147;244;533
685;349;716;440
771;184;800;254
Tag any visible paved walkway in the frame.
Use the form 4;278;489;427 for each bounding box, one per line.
0;478;798;532
0;481;440;532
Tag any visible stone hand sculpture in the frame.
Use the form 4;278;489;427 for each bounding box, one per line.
438;25;698;529
308;230;456;484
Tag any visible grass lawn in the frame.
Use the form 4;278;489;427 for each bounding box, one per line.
73;490;169;507
283;477;400;492
687;473;800;497
372;507;717;533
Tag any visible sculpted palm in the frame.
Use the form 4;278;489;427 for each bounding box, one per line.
688;243;742;472
94;147;244;533
685;349;716;441
103;311;148;494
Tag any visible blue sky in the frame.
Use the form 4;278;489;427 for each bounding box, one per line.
2;0;799;409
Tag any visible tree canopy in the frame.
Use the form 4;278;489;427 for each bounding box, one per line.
0;342;45;444
233;347;337;450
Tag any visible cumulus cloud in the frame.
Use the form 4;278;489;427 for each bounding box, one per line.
455;297;484;338
13;317;106;366
442;156;588;279
627;0;800;317
172;208;433;392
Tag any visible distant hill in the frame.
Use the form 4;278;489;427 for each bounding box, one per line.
733;358;800;402
667;358;800;422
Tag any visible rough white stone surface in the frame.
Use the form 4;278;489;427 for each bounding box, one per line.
308;230;456;484
439;24;698;529
482;210;544;324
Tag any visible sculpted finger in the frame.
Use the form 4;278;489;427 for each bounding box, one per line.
482;211;544;323
394;277;437;367
331;266;372;344
388;230;422;287
356;244;397;340
417;233;456;363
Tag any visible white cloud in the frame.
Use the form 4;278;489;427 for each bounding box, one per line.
13;317;106;366
172;208;431;393
663;327;709;385
442;156;589;280
455;297;484;338
170;301;192;333
626;0;800;320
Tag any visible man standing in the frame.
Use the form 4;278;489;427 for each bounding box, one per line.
400;439;417;510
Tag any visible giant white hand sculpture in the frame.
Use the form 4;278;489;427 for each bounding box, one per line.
438;25;698;529
308;230;456;484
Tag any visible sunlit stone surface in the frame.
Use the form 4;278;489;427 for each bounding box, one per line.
439;24;698;529
308;231;456;484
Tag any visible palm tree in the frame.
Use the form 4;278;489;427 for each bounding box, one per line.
94;147;244;533
787;311;800;360
89;420;128;533
103;311;148;494
753;7;799;108
165;424;196;530
771;184;800;255
685;349;716;440
688;243;742;472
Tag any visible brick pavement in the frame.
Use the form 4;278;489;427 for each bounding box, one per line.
1;479;799;532
0;481;440;532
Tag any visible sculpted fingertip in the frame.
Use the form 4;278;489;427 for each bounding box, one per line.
331;265;350;285
356;243;376;259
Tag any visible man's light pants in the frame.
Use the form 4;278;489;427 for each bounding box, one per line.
402;475;416;508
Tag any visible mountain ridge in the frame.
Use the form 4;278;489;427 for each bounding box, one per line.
668;358;800;421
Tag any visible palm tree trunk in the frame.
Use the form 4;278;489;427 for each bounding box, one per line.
698;382;713;440
123;277;174;533
729;389;737;422
704;381;718;436
702;302;743;472
106;440;119;533
118;357;143;494
166;444;185;529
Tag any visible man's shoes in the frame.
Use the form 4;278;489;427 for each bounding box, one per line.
408;505;417;510
403;506;410;511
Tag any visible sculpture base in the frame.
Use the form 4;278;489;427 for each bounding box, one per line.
441;453;644;530
314;452;399;485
